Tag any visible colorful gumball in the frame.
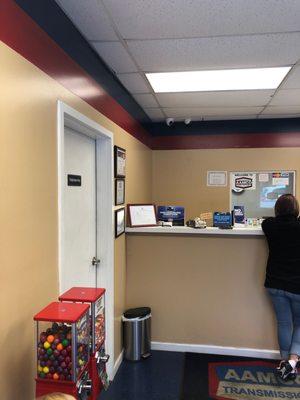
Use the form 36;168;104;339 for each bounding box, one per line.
57;366;63;374
43;341;50;350
56;343;63;351
65;356;71;364
62;339;69;347
53;373;59;380
47;348;53;356
53;349;60;358
39;372;46;379
43;366;49;374
47;335;54;343
46;373;52;379
37;365;43;372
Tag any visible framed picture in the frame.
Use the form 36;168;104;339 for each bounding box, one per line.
127;204;157;227
114;146;126;178
115;178;125;205
115;207;125;238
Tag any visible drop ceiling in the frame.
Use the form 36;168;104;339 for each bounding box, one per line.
55;0;300;122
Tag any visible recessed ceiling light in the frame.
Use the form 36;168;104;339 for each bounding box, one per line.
146;67;291;93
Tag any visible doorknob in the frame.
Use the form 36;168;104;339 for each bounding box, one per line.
92;257;100;266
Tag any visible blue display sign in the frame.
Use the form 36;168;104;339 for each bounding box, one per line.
157;206;185;226
213;212;232;227
234;205;245;224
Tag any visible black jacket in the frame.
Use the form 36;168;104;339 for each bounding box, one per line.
262;215;300;294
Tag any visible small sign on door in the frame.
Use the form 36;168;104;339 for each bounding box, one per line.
67;174;82;186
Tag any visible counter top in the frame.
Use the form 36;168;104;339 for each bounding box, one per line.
126;226;264;236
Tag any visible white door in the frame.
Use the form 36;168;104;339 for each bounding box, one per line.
62;127;98;292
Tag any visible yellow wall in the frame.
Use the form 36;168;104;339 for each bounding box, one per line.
126;234;274;349
152;148;300;220
124;148;300;349
0;42;152;400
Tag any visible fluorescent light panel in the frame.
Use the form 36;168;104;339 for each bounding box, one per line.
146;67;291;93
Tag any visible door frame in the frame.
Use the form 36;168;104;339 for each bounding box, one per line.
57;101;115;378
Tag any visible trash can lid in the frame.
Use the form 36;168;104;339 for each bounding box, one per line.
123;307;151;319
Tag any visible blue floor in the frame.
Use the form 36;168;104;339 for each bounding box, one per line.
100;351;185;400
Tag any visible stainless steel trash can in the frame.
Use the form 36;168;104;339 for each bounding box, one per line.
122;307;151;361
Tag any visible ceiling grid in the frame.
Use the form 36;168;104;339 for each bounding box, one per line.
56;0;300;122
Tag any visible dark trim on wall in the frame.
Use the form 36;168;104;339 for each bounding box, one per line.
147;118;300;137
152;132;300;150
1;0;152;147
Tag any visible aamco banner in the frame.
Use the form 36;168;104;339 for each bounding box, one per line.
209;361;300;399
232;173;256;191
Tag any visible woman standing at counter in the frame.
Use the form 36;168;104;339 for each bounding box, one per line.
262;194;300;381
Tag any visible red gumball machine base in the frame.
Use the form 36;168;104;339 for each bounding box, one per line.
89;358;102;400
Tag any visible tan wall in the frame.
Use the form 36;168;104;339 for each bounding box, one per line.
0;42;152;400
125;148;300;349
126;234;276;349
152;148;300;220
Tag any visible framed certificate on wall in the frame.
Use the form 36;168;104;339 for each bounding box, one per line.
115;207;125;238
127;204;157;227
115;178;125;205
114;146;126;178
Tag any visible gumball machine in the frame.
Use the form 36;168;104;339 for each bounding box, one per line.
34;302;91;399
59;287;109;400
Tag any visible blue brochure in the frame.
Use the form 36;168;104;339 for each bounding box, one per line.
213;212;232;227
234;206;245;224
157;206;185;226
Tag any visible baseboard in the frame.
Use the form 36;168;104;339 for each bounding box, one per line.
151;341;280;360
112;349;124;380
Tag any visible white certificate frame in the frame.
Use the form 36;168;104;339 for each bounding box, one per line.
127;204;157;227
207;171;227;187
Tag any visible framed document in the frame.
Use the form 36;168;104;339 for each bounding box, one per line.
115;207;125;238
127;204;157;227
114;146;126;178
115;178;125;205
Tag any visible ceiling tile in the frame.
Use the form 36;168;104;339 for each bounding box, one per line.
261;105;300;114
163;107;264;119
156;91;274;108
127;33;300;72
269;89;300;106
92;42;137;73
55;0;118;41
103;0;300;39
144;108;165;121
280;66;300;89
133;94;159;108
116;73;151;93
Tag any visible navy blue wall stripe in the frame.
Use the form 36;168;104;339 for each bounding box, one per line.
146;118;300;137
14;0;151;126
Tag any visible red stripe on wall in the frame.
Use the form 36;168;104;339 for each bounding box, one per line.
152;132;300;150
0;0;152;148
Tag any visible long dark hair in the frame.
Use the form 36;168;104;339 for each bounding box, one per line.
275;194;299;217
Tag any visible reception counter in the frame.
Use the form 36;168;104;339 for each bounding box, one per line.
126;226;263;236
125;225;279;358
